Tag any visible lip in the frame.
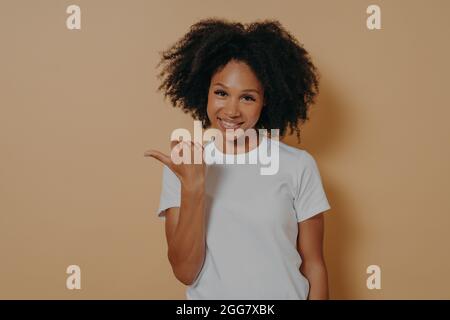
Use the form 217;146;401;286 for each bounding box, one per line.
217;117;244;130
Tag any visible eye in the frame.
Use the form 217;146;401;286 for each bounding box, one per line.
242;95;256;102
214;90;227;97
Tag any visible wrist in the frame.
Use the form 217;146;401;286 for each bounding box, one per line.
181;179;205;193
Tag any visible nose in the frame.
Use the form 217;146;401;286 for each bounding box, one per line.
223;98;241;118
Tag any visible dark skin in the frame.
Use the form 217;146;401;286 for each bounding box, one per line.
145;59;329;299
206;59;265;155
298;213;329;299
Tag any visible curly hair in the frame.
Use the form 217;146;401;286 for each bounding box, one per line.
156;17;320;143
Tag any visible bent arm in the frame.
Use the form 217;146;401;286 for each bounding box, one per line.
165;181;206;286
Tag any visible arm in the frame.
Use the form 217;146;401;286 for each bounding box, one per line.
297;212;329;300
164;180;206;286
146;140;207;286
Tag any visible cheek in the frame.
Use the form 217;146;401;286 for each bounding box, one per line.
206;95;220;120
207;96;225;114
245;106;263;122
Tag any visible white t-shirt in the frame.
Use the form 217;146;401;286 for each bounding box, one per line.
155;134;331;300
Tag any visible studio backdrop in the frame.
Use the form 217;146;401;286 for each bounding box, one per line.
1;0;449;299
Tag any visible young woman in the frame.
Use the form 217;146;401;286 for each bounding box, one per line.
145;18;332;300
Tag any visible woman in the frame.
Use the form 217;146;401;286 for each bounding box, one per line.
145;18;332;300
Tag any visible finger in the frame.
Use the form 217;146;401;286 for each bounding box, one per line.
192;142;204;164
144;149;159;157
193;142;203;155
194;141;204;150
145;149;171;167
182;140;192;148
189;140;201;150
182;141;198;163
170;142;186;163
170;139;184;154
170;139;182;150
182;141;192;157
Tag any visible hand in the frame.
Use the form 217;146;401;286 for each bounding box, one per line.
144;139;206;189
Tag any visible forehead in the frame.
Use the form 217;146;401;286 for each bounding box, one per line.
211;60;263;90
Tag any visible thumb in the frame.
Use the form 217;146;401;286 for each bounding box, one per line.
144;149;172;167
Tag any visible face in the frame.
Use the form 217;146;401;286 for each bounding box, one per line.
206;59;264;143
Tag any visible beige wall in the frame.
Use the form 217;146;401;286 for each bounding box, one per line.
1;0;449;299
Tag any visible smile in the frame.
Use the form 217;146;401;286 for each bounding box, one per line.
218;117;244;129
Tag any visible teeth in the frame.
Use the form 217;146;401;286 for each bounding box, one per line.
220;118;242;129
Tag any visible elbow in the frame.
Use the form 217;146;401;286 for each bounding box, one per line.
300;259;328;281
171;266;197;286
175;273;195;286
167;251;199;286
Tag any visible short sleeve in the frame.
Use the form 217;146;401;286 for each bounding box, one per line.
155;164;181;219
293;151;331;222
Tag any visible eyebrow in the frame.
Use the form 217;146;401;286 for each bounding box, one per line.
213;82;261;95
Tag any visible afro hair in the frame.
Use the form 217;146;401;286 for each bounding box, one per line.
156;18;320;143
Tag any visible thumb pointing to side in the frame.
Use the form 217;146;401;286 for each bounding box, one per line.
144;149;172;168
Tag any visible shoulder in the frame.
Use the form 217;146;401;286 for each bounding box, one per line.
274;138;311;163
271;138;320;174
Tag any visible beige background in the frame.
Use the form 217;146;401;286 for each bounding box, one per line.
1;0;449;299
